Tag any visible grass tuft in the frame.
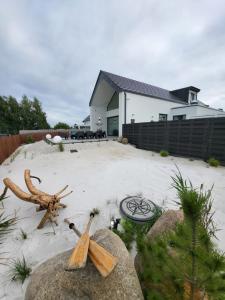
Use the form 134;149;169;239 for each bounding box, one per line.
9;256;32;283
160;150;169;157
58;142;64;152
0;187;8;207
207;157;220;167
90;207;100;216
20;229;28;240
25;135;34;144
0;213;17;244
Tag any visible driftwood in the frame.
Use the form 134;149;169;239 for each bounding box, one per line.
64;218;118;277
3;170;72;229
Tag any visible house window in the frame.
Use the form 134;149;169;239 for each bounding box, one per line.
159;114;167;121
173;115;186;120
107;92;119;111
190;92;197;103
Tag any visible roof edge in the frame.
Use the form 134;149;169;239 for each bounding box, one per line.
89;70;121;106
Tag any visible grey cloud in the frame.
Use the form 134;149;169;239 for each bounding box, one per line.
0;0;225;125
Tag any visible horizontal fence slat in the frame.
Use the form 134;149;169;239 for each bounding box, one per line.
123;117;225;165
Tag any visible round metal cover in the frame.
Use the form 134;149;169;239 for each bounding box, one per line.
120;195;157;223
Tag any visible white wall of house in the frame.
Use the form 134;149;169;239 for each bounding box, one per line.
90;78;225;137
124;92;184;123
118;93;125;136
171;105;225;119
83;120;90;126
90;105;107;132
90;78;115;132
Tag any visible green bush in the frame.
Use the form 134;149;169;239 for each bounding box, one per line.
58;142;64;152
138;171;225;300
25;135;34;144
113;205;163;250
208;157;220;167
160;150;169;157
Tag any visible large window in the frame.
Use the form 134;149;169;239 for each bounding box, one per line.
159;114;167;121
173;115;186;120
107;116;119;136
107;92;119;111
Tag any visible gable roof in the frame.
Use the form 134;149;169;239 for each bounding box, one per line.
89;70;192;106
82;115;90;123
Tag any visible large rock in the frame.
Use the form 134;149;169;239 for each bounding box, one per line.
147;209;184;240
25;229;144;300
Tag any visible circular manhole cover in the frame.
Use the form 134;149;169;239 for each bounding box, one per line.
120;195;158;223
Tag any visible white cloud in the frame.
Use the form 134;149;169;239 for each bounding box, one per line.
0;0;225;125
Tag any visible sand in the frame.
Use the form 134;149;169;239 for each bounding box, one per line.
0;140;225;299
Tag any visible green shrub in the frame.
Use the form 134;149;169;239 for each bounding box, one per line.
9;256;32;283
25;135;34;144
113;205;163;250
58;142;64;152
160;150;169;157
138;171;225;300
208;157;220;167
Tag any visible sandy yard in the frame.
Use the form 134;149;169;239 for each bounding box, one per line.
0;140;225;299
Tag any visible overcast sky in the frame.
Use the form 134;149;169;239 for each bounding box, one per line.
0;1;225;126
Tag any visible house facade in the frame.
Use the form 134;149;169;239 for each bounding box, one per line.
89;71;225;136
82;115;90;127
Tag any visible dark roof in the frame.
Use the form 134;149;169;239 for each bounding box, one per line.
90;70;200;106
82;115;90;123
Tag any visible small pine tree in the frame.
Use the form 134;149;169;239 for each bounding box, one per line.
138;171;225;300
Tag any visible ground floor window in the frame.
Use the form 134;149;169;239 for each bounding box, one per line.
159;114;167;121
107;116;119;136
173;114;186;120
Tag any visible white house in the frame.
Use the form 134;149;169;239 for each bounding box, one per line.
89;70;225;136
82;115;90;127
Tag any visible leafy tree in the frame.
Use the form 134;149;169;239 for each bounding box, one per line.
0;95;50;134
54;122;70;129
32;98;50;129
138;171;225;300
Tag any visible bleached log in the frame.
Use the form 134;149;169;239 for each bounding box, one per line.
3;176;71;229
24;169;48;196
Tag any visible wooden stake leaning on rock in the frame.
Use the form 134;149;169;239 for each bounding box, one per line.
66;211;97;270
64;217;118;277
3;177;72;229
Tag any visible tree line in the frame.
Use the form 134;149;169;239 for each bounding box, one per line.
0;95;50;134
0;95;72;134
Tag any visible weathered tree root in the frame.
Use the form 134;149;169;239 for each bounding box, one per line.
3;174;73;229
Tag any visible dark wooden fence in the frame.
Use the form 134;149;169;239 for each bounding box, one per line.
0;130;68;164
123;117;225;165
